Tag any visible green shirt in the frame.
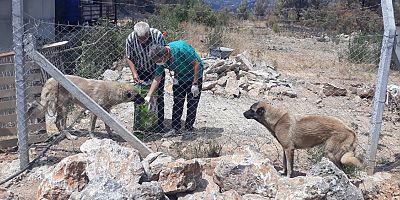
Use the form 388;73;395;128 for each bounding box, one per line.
155;40;203;82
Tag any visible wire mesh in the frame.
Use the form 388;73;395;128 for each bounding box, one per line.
1;1;399;183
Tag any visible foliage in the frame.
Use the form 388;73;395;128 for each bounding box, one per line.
254;0;267;17
60;20;132;79
191;139;222;159
307;145;325;164
238;0;249;20
205;26;225;49
348;31;381;64
149;0;231;43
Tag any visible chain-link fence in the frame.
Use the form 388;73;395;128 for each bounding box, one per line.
1;1;400;188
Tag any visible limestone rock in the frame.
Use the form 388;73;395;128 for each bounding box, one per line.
80;138;145;186
159;159;202;194
202;81;218;91
306;158;364;200
37;154;88;200
322;83;347;96
205;73;218;81
178;190;242;200
235;51;253;71
101;69;120;81
0;187;14;200
217;76;228;86
142;152;174;181
213;147;279;198
225;78;240;98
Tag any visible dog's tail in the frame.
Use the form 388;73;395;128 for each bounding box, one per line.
340;151;362;167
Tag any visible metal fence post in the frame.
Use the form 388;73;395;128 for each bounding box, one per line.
393;26;400;70
24;34;153;157
365;0;397;175
12;0;29;169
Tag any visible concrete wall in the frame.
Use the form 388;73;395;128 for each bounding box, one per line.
0;0;55;52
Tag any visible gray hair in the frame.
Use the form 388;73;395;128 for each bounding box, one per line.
134;21;150;37
149;44;168;62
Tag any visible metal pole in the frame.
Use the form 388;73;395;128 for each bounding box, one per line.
12;0;29;169
393;26;400;70
365;0;396;175
24;35;153;157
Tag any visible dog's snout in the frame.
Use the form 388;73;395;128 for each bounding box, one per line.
243;110;254;119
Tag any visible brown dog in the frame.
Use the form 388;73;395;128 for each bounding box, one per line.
243;101;362;177
28;75;144;139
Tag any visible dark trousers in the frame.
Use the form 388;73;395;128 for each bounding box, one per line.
135;70;165;129
172;79;202;130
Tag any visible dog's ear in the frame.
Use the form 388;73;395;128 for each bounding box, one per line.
256;107;265;116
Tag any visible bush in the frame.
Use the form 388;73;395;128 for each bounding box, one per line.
68;21;132;79
348;32;381;64
205;26;225;49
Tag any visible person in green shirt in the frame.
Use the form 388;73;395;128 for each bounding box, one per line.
145;40;204;137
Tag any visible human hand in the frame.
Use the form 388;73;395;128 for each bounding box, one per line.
191;85;200;97
145;95;151;104
133;72;143;83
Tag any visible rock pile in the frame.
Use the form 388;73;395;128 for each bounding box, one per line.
202;52;294;98
37;139;364;200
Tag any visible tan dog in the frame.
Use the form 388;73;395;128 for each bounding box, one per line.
28;75;144;139
243;101;362;177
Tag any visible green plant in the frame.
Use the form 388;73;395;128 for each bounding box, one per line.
205;26;225;49
348;32;381;64
190;139;222;159
272;23;280;33
307;145;325;164
73;21;132;79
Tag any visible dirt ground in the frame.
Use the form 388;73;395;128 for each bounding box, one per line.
1;22;400;199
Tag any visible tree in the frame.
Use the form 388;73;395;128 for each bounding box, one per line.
238;0;249;19
254;0;266;17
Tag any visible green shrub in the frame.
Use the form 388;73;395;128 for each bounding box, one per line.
72;21;132;79
348;32;381;64
205;26;225;49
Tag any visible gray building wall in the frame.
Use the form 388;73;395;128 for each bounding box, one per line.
0;0;55;52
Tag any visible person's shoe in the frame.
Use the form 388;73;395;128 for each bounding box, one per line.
153;124;167;133
184;126;195;132
163;129;179;137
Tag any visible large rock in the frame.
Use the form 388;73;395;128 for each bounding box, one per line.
217;76;228;86
37;154;88;200
235;51;253;71
178;190;242;200
101;69;120;81
307;158;363;199
213;147;279;198
80;138;145;186
358;172;391;199
202;81;218;91
194;158;222;193
120;67;133;82
357;87;374;99
70;178;166;200
205;73;218;81
225;77;240;98
142;152;174;181
322;83;347;96
159;159;202;194
276;176;331;199
242;194;271;200
0;187;14;200
275;158;364;200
